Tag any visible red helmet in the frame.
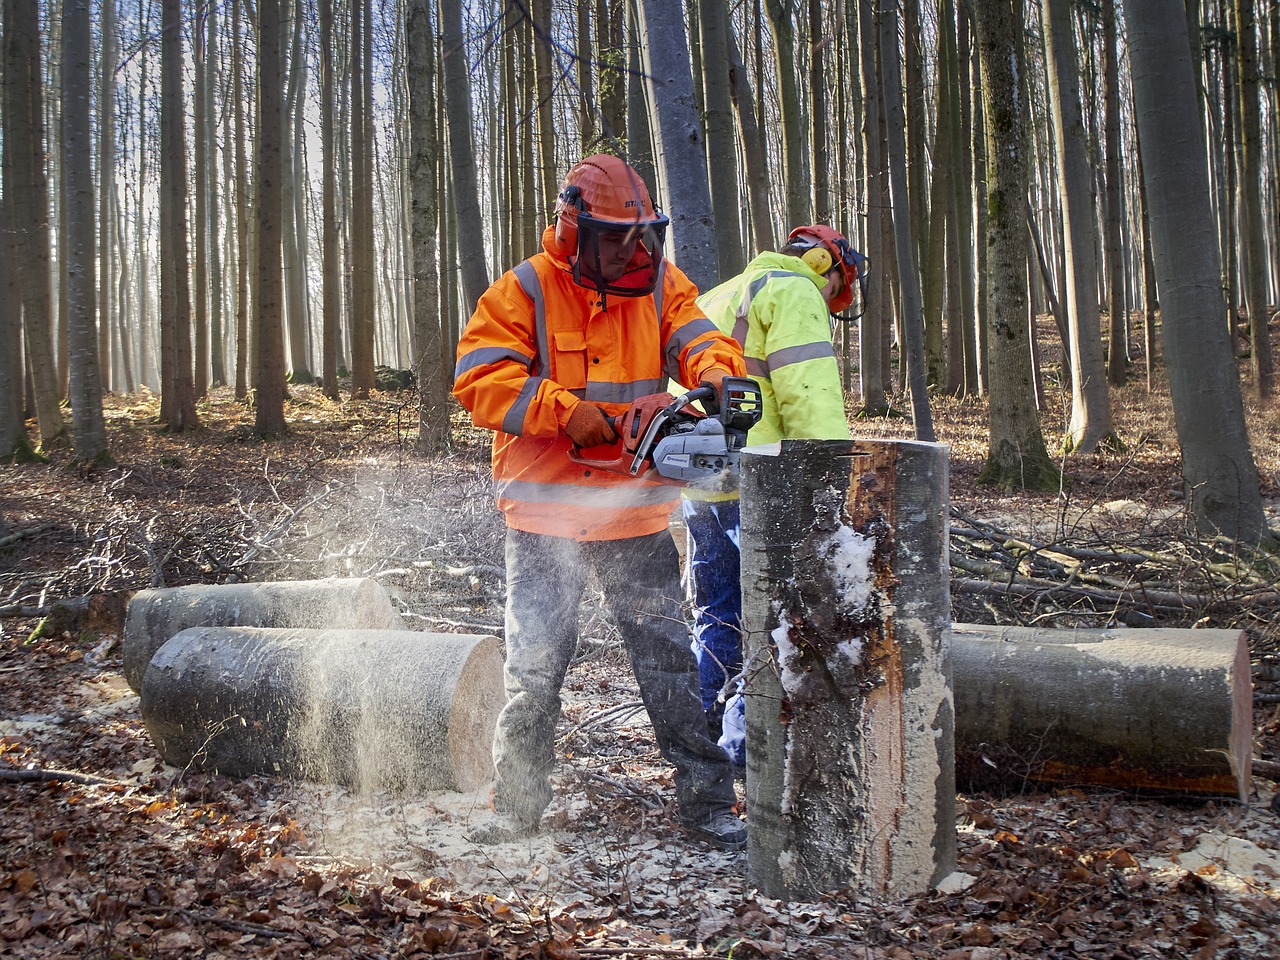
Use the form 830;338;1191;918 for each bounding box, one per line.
786;224;869;315
554;154;669;298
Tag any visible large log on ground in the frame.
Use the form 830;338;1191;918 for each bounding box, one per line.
123;578;404;692
140;627;503;792
740;439;955;900
951;624;1252;800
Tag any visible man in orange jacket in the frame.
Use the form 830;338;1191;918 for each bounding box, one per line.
453;154;748;850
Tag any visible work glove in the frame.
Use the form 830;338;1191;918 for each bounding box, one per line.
565;402;618;448
698;367;733;415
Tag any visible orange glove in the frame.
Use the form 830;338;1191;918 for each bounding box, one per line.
565;402;618;448
700;367;731;391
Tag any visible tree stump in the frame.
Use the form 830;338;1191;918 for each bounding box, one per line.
951;623;1252;800
122;578;404;692
740;438;955;899
140;627;503;792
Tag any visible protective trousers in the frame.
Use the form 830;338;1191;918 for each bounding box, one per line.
490;527;737;826
681;498;746;765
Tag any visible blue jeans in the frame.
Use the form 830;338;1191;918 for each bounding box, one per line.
681;498;745;766
491;528;736;824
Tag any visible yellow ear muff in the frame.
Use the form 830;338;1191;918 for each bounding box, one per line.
800;245;834;276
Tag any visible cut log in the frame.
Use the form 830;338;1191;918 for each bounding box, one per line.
140;627;503;792
740;438;955;900
122;578;404;692
951;624;1252;800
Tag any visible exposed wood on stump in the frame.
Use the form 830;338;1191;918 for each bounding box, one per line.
140;627;503;792
740;439;955;899
951;624;1252;800
122;578;405;692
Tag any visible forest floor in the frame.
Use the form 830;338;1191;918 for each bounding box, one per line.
2;345;1280;959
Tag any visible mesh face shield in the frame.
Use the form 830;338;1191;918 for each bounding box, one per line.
571;210;670;298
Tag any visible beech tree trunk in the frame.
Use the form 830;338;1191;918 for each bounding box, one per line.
951;624;1252;801
636;0;718;291
5;0;64;444
141;628;504;793
879;0;934;442
158;0;199;431
973;0;1057;492
740;439;954;899
255;0;287;435
1123;0;1271;545
1042;0;1113;453
62;0;107;461
122;578;405;692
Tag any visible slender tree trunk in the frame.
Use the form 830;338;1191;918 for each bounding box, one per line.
207;3;226;388
6;0;64;444
725;20;774;251
576;0;594;149
1136;139;1158;393
1234;0;1275;397
159;0;198;430
441;0;491;311
808;0;830;224
1102;0;1127;387
903;0;929;269
98;0;117;393
597;0;626;141
62;0;107;459
637;0;719;291
233;0;249;399
971;30;989;395
880;0;933;442
409;0;448;452
320;0;339;398
625;0;656;189
255;0;287;434
764;0;810;226
858;0;886;415
1042;0;1113;453
348;0;375;396
973;0;1057;491
700;0;744;279
922;0;953;389
193;4;210;399
1;175;29;457
1123;0;1270;545
953;5;977;397
530;0;560;205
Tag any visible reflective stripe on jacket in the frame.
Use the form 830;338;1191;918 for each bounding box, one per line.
453;226;746;541
684;251;851;502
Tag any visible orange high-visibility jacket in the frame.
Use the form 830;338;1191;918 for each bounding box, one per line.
453;227;746;541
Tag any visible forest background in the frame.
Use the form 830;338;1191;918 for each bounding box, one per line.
3;1;1280;956
0;0;1277;543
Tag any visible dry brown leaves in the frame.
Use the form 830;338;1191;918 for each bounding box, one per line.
1;368;1279;958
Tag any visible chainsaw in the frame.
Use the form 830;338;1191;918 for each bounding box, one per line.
569;377;763;489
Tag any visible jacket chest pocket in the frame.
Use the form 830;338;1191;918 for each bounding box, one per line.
552;330;588;390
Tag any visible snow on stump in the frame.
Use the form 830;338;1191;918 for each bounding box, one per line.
740;438;955;900
140;627;503;792
951;623;1252;800
122;578;405;692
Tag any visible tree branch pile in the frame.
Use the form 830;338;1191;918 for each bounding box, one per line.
948;506;1280;653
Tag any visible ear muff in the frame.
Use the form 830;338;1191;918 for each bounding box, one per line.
800;245;834;276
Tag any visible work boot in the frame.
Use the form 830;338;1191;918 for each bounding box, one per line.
682;808;747;851
465;812;540;846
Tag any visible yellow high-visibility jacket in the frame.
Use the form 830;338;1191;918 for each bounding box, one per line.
685;251;851;501
453;226;745;540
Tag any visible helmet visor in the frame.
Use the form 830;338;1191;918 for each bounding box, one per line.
572;211;669;298
829;239;869;316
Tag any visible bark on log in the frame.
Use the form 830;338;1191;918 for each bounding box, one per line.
123;578;404;692
740;439;955;900
951;624;1252;800
140;627;503;792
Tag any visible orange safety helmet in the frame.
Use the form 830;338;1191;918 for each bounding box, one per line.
554;154;669;299
785;224;869;316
